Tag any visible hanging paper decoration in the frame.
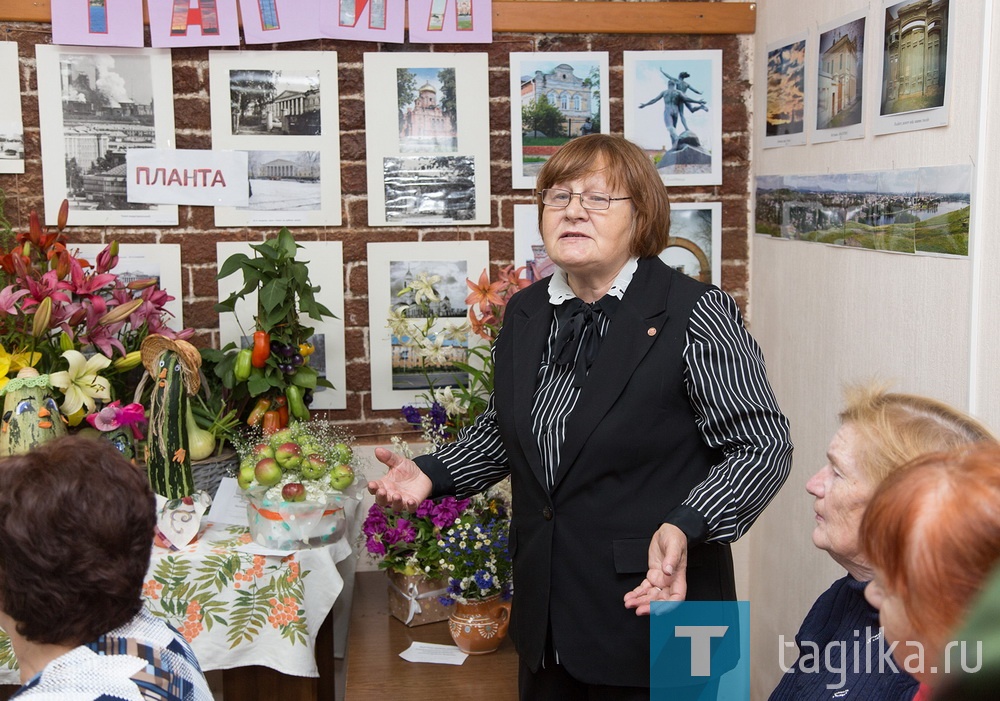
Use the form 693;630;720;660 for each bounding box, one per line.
51;0;145;48
148;0;242;48
320;0;406;44
408;0;493;44
238;0;324;44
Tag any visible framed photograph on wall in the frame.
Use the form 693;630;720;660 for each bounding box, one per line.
812;10;867;144
367;241;489;410
69;243;184;329
762;33;808;149
623;50;722;186
216;241;347;410
658;202;722;286
874;0;952;135
513;202;555;283
509;52;610;190
364;53;491;227
0;42;25;174
210;51;341;227
36;45;177;226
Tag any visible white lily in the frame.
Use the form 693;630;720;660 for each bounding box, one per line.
49;350;112;416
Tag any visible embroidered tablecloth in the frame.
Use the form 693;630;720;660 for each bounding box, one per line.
0;520;352;685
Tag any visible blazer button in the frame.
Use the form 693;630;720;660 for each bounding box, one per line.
542;506;553;520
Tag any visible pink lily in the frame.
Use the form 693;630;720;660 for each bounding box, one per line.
0;285;29;315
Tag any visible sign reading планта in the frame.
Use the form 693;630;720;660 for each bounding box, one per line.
127;150;249;207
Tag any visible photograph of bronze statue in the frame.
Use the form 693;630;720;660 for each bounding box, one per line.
624;50;722;186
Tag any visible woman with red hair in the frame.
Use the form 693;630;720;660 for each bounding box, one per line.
861;443;1000;698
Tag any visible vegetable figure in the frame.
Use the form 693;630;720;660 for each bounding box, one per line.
0;368;68;456
139;335;202;499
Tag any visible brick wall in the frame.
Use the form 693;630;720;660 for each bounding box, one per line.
0;24;752;439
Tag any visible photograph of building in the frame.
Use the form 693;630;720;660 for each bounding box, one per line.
817;18;864;129
881;0;949;115
397;67;457;153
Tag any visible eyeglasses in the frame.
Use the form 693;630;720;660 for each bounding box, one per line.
539;188;632;211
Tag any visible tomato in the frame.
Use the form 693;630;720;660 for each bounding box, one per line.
262;410;281;436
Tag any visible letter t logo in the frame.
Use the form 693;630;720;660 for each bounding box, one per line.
675;625;729;676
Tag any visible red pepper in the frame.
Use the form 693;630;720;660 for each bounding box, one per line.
273;396;289;427
251;330;271;368
262;410;281;436
247;397;271;426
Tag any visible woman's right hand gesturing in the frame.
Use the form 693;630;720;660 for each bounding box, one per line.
367;447;433;512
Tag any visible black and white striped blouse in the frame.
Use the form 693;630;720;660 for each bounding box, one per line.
430;271;791;544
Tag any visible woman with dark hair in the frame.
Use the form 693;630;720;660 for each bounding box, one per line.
0;435;212;700
861;443;1000;699
370;133;792;698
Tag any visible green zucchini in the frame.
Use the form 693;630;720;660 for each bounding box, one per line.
145;350;195;499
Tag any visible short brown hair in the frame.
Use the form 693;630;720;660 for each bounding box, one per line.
861;445;1000;650
838;382;996;484
0;436;156;645
536;134;671;258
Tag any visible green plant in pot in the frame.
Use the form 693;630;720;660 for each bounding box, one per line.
211;228;335;432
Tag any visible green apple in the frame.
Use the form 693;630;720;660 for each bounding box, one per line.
254;457;283;487
251;442;275;460
237;465;256;490
329;463;354;490
274;442;303;470
300;453;328;481
330;442;353;465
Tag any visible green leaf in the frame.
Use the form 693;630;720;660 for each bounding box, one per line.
216;253;250;280
276;227;299;258
247;372;271;397
259;279;289;314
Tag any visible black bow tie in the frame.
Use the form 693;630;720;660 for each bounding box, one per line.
553;298;609;388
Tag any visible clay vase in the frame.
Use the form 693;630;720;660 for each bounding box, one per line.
448;595;511;655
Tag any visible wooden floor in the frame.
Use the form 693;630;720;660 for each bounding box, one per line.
345;570;519;699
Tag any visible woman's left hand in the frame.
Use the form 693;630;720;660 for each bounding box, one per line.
623;523;688;616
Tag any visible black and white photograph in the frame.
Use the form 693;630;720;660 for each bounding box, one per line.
217;241;347;410
365;52;490;226
36;46;177;226
396;66;457;153
241;150;321;211
368;241;490;409
658;203;722;286
210;50;341;227
813;10;866;143
875;0;952;135
508;52;610;189
230;68;321;136
0;42;25;174
623;50;723;186
383;155;476;223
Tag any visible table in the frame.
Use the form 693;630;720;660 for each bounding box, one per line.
345;571;518;699
0;520;351;699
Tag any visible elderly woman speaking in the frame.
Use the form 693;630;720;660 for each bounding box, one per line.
371;134;792;699
769;385;995;700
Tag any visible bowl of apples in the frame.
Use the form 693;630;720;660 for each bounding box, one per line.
237;422;363;550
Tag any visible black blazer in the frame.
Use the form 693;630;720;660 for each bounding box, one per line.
419;257;789;687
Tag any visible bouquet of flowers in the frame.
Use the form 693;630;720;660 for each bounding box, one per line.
0;200;192;422
362;495;471;579
437;492;512;604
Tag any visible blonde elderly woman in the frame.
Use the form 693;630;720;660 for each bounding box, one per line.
769;385;996;700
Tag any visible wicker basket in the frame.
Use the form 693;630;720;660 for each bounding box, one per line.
191;448;240;498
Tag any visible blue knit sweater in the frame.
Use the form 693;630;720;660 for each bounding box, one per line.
768;575;920;701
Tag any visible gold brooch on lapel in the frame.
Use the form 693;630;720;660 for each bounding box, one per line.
647;327;657;337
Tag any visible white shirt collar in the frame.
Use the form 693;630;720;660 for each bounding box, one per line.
548;257;639;305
